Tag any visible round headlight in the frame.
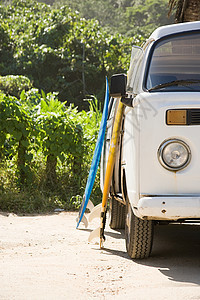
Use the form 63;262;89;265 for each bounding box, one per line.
158;139;191;171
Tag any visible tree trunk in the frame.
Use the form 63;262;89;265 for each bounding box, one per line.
46;154;57;189
169;0;200;23
17;140;26;186
183;0;200;22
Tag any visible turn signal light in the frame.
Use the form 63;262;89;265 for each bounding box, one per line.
166;110;187;125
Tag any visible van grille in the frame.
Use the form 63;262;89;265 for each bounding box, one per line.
187;109;200;125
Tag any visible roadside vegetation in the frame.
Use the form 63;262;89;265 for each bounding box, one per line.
0;77;102;213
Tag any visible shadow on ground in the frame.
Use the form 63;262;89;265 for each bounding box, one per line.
102;223;200;286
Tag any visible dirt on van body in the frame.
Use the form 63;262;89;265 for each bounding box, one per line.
0;211;200;300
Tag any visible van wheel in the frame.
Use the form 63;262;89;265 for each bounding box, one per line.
109;196;125;229
125;199;154;259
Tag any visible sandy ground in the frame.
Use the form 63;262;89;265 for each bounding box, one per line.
0;211;200;300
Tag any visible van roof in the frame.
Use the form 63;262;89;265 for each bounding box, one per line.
149;21;200;41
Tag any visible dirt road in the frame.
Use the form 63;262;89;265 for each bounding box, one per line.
0;211;200;300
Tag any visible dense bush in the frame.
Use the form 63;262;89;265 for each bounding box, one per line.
0;75;32;97
0;89;102;213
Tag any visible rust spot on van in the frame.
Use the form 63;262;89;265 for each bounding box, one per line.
161;209;166;214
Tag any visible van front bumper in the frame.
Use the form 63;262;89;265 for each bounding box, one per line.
136;196;200;220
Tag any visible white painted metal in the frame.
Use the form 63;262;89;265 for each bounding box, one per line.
149;21;200;41
137;196;200;220
139;92;200;196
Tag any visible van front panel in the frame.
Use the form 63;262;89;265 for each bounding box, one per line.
139;92;200;196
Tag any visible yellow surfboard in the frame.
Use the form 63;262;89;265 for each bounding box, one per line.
88;99;124;247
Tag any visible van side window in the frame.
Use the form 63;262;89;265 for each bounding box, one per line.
127;46;143;94
127;40;153;94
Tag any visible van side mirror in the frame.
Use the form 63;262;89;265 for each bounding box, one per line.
110;73;127;97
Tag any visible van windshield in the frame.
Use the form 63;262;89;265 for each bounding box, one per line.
146;32;200;91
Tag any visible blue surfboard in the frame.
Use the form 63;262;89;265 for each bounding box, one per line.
76;77;109;228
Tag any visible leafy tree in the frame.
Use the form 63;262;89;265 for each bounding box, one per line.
0;0;136;108
125;0;173;37
52;0;173;37
0;21;15;74
0;0;174;109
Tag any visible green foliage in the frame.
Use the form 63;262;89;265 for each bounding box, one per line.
51;0;173;38
0;92;34;185
0;89;102;213
125;0;173;37
0;0;174;109
0;20;15;74
0;0;137;108
0;75;32;97
36;96;84;189
0;0;173;109
0;188;59;213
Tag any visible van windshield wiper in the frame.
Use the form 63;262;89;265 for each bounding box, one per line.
148;79;200;91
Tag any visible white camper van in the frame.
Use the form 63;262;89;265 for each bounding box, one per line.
101;21;200;259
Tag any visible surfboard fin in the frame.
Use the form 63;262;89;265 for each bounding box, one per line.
88;203;101;223
87;199;94;212
76;213;88;228
88;226;100;243
76;199;95;228
83;200;95;228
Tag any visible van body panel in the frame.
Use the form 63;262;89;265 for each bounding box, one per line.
139;92;200;198
121;106;140;208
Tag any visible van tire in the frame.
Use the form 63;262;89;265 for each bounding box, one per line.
125;199;154;259
109;196;125;229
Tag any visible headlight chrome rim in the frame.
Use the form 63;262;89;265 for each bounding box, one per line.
158;138;191;171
